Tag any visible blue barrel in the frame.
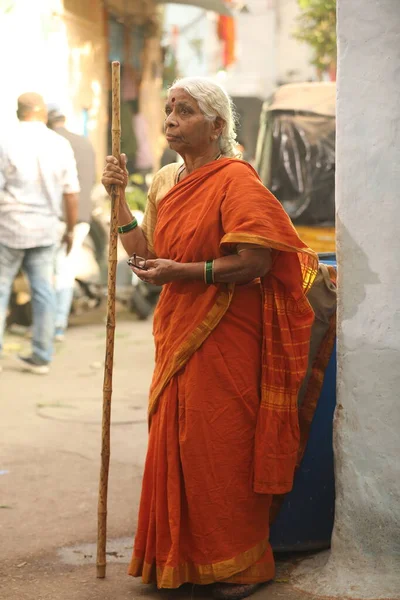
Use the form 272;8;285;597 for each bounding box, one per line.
269;256;336;552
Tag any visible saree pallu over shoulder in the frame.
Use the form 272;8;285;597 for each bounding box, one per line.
150;158;318;494
221;233;317;494
219;162;318;494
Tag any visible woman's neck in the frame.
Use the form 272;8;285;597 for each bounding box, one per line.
181;145;221;174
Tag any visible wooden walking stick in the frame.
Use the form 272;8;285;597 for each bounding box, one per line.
96;61;121;579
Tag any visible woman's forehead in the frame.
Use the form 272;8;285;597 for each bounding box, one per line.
167;88;196;106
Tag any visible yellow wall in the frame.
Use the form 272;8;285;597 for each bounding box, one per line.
65;0;164;174
62;2;108;179
139;32;164;167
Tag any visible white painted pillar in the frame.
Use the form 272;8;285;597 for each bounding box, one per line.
293;1;400;597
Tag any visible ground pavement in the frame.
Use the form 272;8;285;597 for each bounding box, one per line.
0;312;324;600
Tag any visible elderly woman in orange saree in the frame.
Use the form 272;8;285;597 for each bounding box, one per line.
102;77;318;600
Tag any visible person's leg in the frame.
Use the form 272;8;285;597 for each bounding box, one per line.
22;245;56;364
54;222;90;336
54;287;74;336
0;243;24;356
54;241;72;336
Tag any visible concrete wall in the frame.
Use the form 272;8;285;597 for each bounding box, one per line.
293;1;400;597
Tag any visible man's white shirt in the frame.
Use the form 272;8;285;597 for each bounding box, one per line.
0;121;80;249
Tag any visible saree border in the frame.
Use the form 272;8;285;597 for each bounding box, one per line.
148;284;235;418
129;536;270;588
221;233;318;293
297;266;337;464
269;266;337;522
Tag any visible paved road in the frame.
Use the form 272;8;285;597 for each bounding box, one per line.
0;314;315;600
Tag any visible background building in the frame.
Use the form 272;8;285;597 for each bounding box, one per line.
163;0;317;159
0;0;163;176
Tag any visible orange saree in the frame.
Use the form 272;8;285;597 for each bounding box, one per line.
129;158;318;588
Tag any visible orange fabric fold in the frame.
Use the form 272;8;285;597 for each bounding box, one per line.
218;162;318;494
270;266;337;523
130;158;317;588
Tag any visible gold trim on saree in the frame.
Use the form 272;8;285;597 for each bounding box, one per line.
221;232;318;293
269;266;337;522
129;536;270;588
148;283;235;419
297;266;337;464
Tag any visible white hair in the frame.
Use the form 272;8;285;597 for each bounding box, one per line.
169;77;239;157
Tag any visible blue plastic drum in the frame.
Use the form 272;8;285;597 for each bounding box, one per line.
269;256;336;552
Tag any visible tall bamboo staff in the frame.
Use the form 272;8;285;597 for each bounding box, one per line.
97;61;121;579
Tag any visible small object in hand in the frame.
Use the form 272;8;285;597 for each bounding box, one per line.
127;253;147;271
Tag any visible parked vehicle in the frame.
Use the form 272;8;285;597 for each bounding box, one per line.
254;82;336;253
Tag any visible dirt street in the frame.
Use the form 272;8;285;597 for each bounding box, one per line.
0;313;318;600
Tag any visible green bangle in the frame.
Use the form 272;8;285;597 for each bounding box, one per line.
204;260;214;285
118;218;138;234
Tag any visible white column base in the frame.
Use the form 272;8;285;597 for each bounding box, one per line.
292;550;400;599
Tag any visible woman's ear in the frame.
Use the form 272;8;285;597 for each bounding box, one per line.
213;117;225;139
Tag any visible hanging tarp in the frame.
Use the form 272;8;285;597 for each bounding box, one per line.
255;83;336;226
268;113;335;225
217;1;236;67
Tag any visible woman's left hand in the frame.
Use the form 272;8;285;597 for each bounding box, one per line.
131;258;180;286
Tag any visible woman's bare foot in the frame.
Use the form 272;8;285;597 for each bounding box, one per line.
212;583;263;600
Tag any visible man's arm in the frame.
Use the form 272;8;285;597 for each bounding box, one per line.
60;138;80;253
62;192;78;253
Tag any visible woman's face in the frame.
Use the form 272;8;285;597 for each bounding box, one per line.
164;88;222;156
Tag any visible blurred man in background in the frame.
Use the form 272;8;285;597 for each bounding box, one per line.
47;106;96;342
0;93;79;373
